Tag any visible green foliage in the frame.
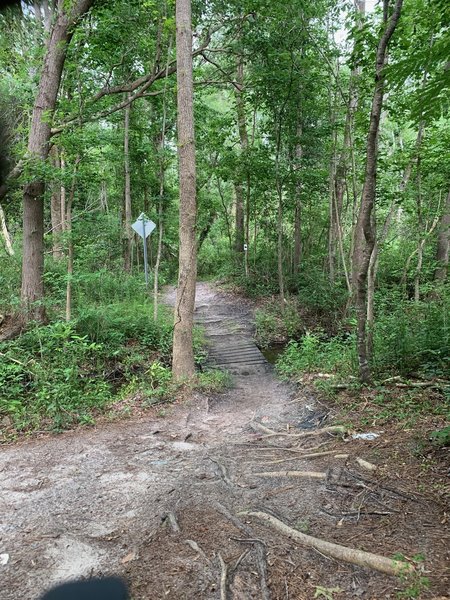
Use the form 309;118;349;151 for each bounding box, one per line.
255;299;303;347
429;425;450;448
0;299;174;435
372;293;450;378
276;332;357;380
195;369;232;393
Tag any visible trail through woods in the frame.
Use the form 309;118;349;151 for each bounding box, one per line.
0;283;448;599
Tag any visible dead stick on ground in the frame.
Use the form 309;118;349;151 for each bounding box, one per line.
238;510;414;577
255;470;327;479
218;553;228;600
262;450;349;465
251;423;346;439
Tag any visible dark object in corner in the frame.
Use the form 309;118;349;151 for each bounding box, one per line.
40;577;129;600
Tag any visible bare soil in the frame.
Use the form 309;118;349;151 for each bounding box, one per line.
0;282;448;599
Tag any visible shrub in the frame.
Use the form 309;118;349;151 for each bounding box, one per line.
276;332;357;379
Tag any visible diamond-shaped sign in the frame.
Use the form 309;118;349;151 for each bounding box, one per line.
132;213;156;239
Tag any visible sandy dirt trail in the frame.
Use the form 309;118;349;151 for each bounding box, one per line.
1;283;443;599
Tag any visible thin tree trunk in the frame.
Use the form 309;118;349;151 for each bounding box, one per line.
293;121;302;279
49;145;63;259
234;182;244;255
154;38;172;322
351;0;403;383
60;155;66;231
217;178;233;251
414;165;423;302
123;96;132;273
0;204;14;256
277;188;285;305
172;0;197;381
20;0;94;321
65;157;80;322
434;187;450;281
235;55;250;274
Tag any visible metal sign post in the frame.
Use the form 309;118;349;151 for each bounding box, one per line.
132;213;156;288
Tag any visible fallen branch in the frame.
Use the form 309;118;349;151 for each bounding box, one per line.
255;470;327;480
262;450;349;465
218;553;228;600
239;510;414;576
345;470;419;502
253;425;346;439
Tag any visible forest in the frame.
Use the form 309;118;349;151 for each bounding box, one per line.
0;0;449;597
0;0;448;430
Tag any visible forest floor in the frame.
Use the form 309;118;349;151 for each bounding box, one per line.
0;282;448;600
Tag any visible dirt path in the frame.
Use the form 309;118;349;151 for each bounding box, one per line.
1;283;447;599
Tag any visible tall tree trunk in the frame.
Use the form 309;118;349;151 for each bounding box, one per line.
172;0;197;381
123;97;133;273
0;204;14;256
293;122;302;279
20;0;94;321
154;37;172;321
217;178;233;251
235;56;250;274
49;145;63;259
65;157;80;322
351;0;403;383
234;182;244;255
277;187;285;305
333;1;365;278
434;187;450;281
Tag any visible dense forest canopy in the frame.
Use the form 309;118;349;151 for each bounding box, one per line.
0;0;448;430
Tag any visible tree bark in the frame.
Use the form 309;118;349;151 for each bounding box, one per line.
172;0;197;381
234;182;244;255
20;0;94;321
49;145;63;259
123;97;133;273
154;37;173;322
65;157;80;322
0;204;14;256
293;121;302;279
434;187;450;281
235;56;250;275
351;0;403;383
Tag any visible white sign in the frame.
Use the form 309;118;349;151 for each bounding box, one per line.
243;243;248;251
132;213;156;239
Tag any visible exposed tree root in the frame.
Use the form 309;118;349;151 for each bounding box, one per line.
185;539;209;562
213;502;270;600
255;470;327;479
238;510;415;577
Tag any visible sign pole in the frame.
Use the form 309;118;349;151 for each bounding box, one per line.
142;216;149;288
132;213;155;289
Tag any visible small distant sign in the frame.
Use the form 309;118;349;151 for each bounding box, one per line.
243;243;248;251
132;213;156;239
